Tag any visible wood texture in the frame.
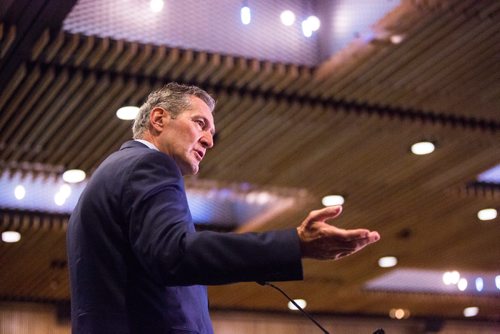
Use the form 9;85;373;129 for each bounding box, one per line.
0;0;499;322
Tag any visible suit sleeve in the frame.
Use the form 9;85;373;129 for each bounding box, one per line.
123;151;303;286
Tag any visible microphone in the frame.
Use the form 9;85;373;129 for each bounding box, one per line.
258;282;385;334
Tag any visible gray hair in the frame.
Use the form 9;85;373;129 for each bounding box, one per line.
132;82;216;139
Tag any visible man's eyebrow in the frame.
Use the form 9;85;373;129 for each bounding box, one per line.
195;115;215;135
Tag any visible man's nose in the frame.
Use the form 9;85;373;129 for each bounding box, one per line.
200;132;214;149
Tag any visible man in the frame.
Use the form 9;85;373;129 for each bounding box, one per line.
67;83;380;334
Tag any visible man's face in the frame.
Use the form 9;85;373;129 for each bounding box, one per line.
157;96;215;175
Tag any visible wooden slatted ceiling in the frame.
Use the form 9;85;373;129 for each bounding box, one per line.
0;0;499;321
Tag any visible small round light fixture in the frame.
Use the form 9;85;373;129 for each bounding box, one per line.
2;231;21;243
457;278;468;291
306;15;320;31
280;10;295;26
378;256;398;268
411;141;435;155
463;306;478;317
54;192;67;206
116;106;139;120
477;208;497;221
14;185;26;200
322;195;344;207
302;20;312;37
389;308;410;319
288;299;307;311
390;34;404;44
149;0;164;13
443;270;460;285
475;277;483;292
241;6;251;25
62;169;86;183
59;184;72;198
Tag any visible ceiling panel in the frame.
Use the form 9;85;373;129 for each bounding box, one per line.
0;0;499;322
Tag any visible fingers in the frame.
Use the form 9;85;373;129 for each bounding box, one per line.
319;224;373;240
367;231;381;243
323;229;381;258
332;228;380;242
306;206;343;223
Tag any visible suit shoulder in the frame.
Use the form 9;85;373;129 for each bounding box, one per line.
119;147;181;178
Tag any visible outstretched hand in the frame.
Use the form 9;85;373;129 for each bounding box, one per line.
297;206;380;260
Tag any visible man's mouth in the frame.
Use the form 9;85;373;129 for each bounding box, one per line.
194;150;204;161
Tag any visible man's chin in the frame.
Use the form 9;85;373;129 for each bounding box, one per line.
180;163;199;176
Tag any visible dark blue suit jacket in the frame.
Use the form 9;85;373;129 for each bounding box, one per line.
67;141;303;333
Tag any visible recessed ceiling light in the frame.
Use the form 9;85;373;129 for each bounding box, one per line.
477;208;497;221
306;15;321;31
322;195;344;206
390;34;404;44
442;270;460;285
60;184;72;198
457;278;468;291
411;141;435;155
301;20;313;37
54;192;67;206
62;169;86;183
280;10;295;26
288;299;307;311
116;106;139;120
475;277;483;292
378;256;398;268
2;231;21;243
14;185;26;200
389;308;410;319
240;5;251;25
463;306;478;317
149;0;164;13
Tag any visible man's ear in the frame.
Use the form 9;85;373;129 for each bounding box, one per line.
149;107;169;132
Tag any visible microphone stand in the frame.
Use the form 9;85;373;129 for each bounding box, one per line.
258;282;385;334
259;281;330;334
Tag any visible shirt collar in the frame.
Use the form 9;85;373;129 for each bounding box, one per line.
134;139;159;151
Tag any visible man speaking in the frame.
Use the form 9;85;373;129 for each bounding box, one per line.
67;83;380;334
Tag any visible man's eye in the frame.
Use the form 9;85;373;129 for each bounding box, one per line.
196;120;205;127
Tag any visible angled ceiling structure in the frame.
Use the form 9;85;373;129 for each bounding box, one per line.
0;0;499;323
